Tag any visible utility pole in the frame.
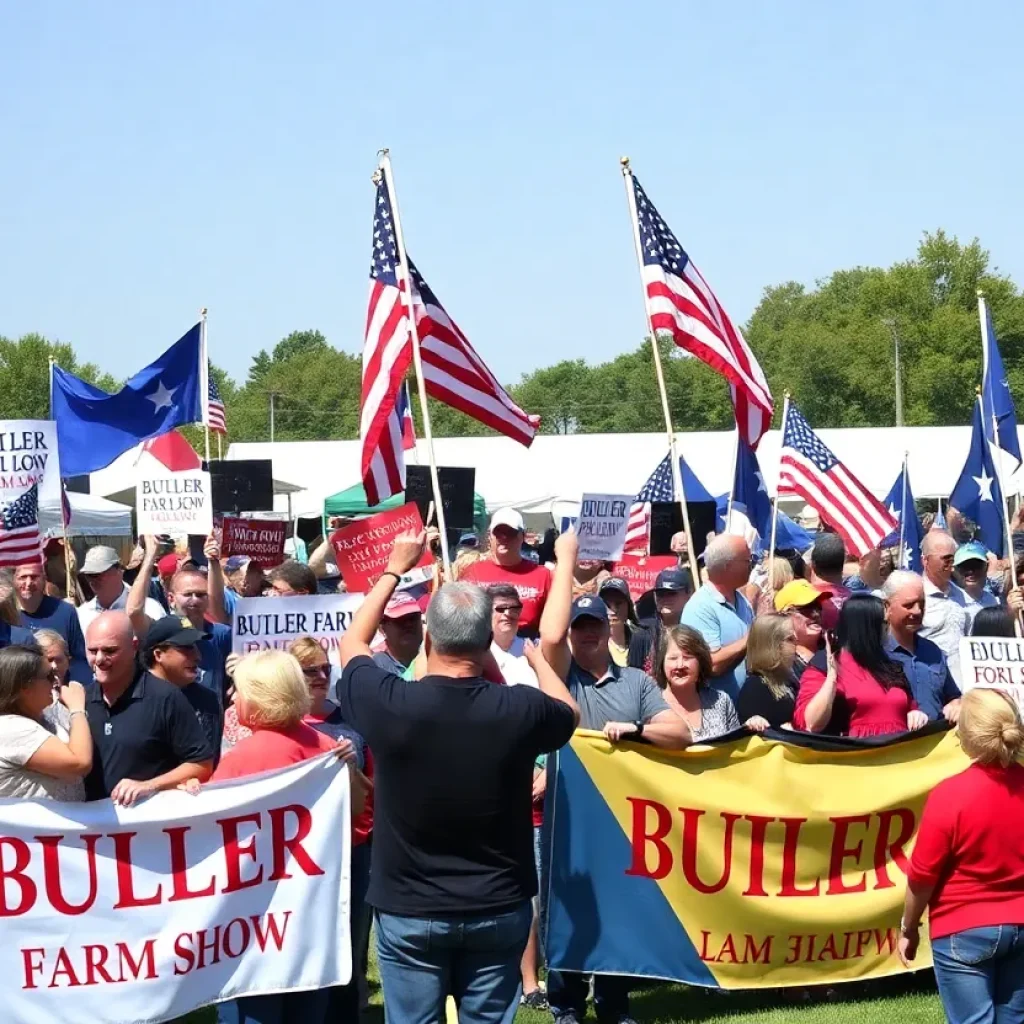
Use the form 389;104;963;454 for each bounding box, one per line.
883;318;904;427
269;392;277;442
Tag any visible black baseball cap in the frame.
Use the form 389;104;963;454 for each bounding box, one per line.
142;616;203;653
598;577;632;602
655;567;693;593
570;595;609;626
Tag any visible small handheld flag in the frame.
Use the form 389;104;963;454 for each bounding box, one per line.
882;462;923;571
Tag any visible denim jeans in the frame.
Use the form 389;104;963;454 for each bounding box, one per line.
375;901;533;1024
547;971;631;1023
932;925;1024;1024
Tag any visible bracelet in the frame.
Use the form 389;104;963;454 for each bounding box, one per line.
381;571;402;584
899;917;919;935
68;709;87;719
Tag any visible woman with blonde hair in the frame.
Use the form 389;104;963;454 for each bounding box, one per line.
898;688;1024;1020
737;614;799;730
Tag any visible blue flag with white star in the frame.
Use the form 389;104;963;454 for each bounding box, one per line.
949;399;1006;558
52;324;203;476
882;465;923;571
980;298;1022;467
715;439;774;552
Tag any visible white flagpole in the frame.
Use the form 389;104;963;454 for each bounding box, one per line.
726;427;740;530
200;307;211;465
767;392;788;586
897;451;908;569
379;150;452;578
217;435;223;460
621;157;699;583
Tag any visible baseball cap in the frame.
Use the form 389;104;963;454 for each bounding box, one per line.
224;555;254;574
81;546;121;575
598;577;632;602
489;507;525;533
157;553;179;577
141;616;203;652
382;593;422;620
458;533;479;548
569;595;609;626
954;541;989;567
774;579;830;612
655;567;692;593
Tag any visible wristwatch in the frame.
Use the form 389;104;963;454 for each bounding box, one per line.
899;917;918;936
633;720;645;738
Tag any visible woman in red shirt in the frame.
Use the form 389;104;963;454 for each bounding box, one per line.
795;594;929;738
898;688;1024;1022
212;649;367;1024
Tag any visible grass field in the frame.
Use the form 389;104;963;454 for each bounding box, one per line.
179;962;946;1023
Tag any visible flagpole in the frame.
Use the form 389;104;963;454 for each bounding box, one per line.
379;150;452;578
621;157;699;583
979;387;1017;593
48;356;75;597
767;392;788;586
898;451;908;570
200;307;211;466
726;427;739;529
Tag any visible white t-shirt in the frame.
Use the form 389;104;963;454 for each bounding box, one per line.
491;637;538;688
0;709;86;801
77;582;165;635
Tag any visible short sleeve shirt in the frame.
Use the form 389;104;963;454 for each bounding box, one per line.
920;580;969;684
566;660;669;730
461;560;552;633
0;711;86;801
680;582;754;701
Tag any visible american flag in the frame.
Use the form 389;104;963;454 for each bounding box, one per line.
411;261;539;446
631;174;774;447
636;453;676;502
206;371;226;435
361;174;415;506
778;403;897;556
623;502;650;554
0;485;42;568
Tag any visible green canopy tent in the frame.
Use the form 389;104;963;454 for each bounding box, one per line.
322;482;489;536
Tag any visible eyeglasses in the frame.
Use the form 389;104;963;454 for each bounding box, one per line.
493;605;522;617
302;665;330;679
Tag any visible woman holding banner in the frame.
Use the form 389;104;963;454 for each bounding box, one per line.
898;688;1024;1022
795;594;929;738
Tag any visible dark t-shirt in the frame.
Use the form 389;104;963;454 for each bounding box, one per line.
737;673;797;729
335;654;576;917
21;596;88;675
180;682;224;767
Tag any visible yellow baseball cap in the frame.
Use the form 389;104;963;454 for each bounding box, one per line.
774;579;831;612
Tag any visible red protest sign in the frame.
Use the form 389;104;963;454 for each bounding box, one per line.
221;517;287;567
330;502;433;594
610;554;679;601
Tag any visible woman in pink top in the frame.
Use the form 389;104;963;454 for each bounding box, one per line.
795;594;929;738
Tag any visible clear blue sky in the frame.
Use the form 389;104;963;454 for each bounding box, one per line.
3;1;1022;387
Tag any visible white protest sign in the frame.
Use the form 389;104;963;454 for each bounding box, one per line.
576;493;632;561
232;593;364;665
137;470;213;536
0;754;350;1024
0;420;62;508
958;635;1024;713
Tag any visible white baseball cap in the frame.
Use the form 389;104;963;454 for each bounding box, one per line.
489;507;525;533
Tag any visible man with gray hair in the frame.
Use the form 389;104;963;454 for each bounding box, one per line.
882;570;961;724
680;535;755;701
338;531;579;1024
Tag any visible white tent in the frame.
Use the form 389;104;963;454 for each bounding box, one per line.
39;491;133;538
227;424;1024;520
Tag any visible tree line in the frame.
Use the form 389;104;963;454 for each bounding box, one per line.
6;231;1023;444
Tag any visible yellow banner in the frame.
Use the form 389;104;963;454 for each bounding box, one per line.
546;728;968;988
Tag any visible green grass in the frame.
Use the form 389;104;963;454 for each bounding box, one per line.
177;957;945;1023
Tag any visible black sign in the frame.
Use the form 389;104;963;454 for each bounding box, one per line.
649;500;717;558
405;465;475;529
210;460;274;514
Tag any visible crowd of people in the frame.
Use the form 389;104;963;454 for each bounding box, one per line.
0;500;1022;1024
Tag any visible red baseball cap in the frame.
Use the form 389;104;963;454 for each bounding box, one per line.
382;593;422;619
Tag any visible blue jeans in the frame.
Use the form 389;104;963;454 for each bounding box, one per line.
932;925;1024;1024
375;902;533;1024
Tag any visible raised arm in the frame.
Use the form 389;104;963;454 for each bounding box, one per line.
308;538;337;580
523;640;580;727
540;530;577;680
126;536;160;635
204;534;230;625
339;531;427;666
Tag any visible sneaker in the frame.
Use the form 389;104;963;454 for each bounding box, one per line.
552;1014;580;1024
521;989;550;1010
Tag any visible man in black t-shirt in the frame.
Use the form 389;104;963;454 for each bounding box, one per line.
338;530;579;1024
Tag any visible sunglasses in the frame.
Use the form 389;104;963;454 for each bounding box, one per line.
302;665;330;679
494;604;523;617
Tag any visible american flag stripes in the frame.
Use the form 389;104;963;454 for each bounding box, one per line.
361;174;415;506
206;371;227;435
0;485;42;568
623;502;650;554
630;174;774;447
778;403;897;557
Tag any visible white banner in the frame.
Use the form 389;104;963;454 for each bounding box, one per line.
958;635;1024;713
137;469;213;536
0;754;350;1024
232;593;364;665
576;493;632;561
0;420;62;508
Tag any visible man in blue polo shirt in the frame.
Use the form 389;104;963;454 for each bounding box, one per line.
680;535;755;702
883;570;961;723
